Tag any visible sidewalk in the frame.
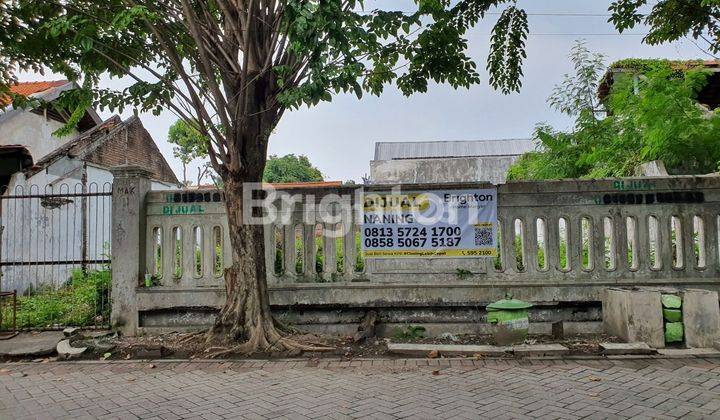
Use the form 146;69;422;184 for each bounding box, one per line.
2;357;720;419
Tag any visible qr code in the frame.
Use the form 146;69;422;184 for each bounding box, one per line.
474;227;493;246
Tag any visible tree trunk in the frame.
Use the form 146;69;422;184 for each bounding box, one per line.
208;176;279;349
204;73;331;356
208;176;324;355
206;143;324;354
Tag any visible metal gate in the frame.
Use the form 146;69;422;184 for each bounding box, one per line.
0;182;112;328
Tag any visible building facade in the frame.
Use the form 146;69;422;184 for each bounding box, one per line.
1;80;179;293
369;139;535;185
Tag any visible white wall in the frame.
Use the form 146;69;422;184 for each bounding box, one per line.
0;111;79;162
370;156;521;185
151;180;178;191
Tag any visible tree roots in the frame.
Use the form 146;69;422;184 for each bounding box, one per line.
203;326;334;358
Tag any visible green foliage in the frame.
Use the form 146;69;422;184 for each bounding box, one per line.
263;154;324;183
508;42;720;181
487;6;528;94
174;236;182;279
499;232;587;272
608;58;708;75
2;269;111;329
393;325;426;341
0;0;530;123
315;236;324;274
167;119;208;165
548;41;605;116
167;119;212;186
455;268;473;280
195;247;202;276
513;232;525;271
214;243;223;276
609;0;720;54
354;233;365;273
273;231;364;281
605;66;720;176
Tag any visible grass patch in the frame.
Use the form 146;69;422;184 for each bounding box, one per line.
2;269;111;329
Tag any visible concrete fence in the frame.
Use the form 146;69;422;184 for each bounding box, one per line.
110;166;720;336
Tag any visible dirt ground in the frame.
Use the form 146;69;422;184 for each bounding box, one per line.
109;331;391;360
1;328;623;362
89;330;622;361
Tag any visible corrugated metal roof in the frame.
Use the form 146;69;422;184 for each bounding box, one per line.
374;139;535;160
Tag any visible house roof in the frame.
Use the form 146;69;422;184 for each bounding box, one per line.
374;139;535;161
190;181;343;190
28;116;123;174
266;181;343;189
25;115;179;185
0;79;101;130
0;80;70;106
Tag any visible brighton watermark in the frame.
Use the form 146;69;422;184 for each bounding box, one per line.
241;183;494;238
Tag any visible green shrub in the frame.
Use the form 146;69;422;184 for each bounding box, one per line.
214;244;223;276
393;325;426;340
508;43;720;181
174;238;182;278
495;234;590;271
274;231;365;281
2;269;111;329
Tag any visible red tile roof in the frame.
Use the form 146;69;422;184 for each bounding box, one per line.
266;181;343;189
1;80;69;106
190;181;344;190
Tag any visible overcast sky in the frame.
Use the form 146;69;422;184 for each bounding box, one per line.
17;0;709;183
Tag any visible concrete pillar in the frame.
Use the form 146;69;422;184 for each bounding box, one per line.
110;165;152;336
603;288;665;348
634;160;668;177
683;289;720;348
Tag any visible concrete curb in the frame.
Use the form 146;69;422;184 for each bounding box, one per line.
387;342;570;357
3;352;720;367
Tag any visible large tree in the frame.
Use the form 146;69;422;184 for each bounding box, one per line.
0;0;530;353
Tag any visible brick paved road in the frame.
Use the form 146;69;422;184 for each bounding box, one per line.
1;357;720;419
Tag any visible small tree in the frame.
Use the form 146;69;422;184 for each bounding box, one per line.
167;119;209;186
508;43;720;180
263;154;323;183
547;41;606;118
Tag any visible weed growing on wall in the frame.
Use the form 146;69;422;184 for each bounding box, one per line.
393;325;427;341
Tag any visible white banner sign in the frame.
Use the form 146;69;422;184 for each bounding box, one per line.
361;188;498;258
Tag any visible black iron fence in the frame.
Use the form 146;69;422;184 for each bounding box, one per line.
0;182;112;329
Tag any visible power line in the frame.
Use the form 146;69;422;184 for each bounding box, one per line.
526;33;646;36
353;10;616;17
488;12;613;17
